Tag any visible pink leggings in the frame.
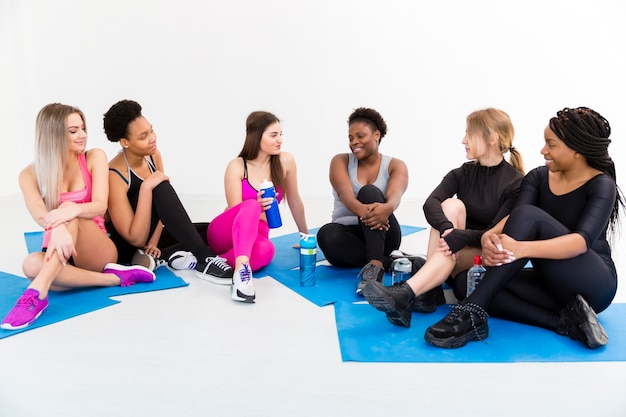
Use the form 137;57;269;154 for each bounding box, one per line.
206;199;275;272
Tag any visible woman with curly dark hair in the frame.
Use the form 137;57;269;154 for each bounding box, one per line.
425;107;623;349
317;107;409;295
104;100;233;282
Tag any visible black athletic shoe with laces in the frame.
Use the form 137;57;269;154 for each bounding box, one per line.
195;256;234;285
557;294;608;349
362;280;415;328
424;302;489;348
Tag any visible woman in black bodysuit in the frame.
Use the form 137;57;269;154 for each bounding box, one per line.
425;107;623;349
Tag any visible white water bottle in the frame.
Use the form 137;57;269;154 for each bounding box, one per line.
466;255;486;297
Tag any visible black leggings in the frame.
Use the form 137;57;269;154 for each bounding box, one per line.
111;181;215;264
464;204;617;331
317;184;401;271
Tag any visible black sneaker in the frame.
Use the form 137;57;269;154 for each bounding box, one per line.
195;256;234;285
424;302;489;348
412;285;446;313
557;294;608;349
362;281;415;328
355;263;384;296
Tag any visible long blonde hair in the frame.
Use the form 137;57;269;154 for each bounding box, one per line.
466;108;525;174
33;103;86;211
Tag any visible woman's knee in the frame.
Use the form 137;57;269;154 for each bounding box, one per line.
357;185;385;204
241;199;262;215
441;198;467;224
22;253;43;279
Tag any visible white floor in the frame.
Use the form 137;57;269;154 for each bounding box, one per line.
0;194;625;417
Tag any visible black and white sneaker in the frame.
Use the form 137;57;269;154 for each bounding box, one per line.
168;251;198;270
195;256;234;284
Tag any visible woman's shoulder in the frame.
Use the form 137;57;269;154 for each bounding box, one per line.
84;148;108;167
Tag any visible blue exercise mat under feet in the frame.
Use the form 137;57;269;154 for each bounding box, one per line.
0;268;188;340
264;225;426;306
334;301;626;363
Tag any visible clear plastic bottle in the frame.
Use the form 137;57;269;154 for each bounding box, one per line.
299;233;317;287
391;258;412;285
466;255;486;297
259;178;282;229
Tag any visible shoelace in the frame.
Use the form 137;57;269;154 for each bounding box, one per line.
239;264;252;284
447;303;489;342
206;256;231;271
17;292;39;310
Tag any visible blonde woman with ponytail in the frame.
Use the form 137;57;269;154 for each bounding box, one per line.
1;103;156;330
363;108;525;329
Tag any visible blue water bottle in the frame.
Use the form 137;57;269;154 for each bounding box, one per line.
259;178;282;229
299;233;317;287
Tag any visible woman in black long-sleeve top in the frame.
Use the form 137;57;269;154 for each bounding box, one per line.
425;107;623;349
363;108;525;328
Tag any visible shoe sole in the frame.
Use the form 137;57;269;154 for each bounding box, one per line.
424;322;489;349
1;304;48;330
575;294;608;348
362;284;411;328
195;271;232;285
231;288;255;303
132;250;156;271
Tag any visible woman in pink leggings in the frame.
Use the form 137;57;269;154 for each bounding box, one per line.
207;111;309;303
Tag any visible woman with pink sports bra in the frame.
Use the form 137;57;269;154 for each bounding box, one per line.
1;103;155;331
207;111;309;303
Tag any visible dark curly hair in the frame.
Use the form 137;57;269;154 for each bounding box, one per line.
103;99;143;142
348;107;388;142
550;106;624;232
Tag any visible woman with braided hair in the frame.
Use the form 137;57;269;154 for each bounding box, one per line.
424;107;623;349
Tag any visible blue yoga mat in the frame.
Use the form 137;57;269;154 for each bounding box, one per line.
0;267;188;340
334;301;626;363
264;225;426;306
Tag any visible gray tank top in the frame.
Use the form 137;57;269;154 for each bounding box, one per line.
331;153;392;225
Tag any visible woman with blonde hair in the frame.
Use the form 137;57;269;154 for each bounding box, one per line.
1;103;155;330
363;108;525;328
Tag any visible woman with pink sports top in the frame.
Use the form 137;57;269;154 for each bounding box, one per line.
1;103;155;331
207;111;309;303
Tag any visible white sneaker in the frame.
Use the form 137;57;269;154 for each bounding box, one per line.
167;251;198;270
231;263;255;303
131;249;156;271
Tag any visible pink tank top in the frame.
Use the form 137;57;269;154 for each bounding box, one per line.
42;152;107;248
241;158;283;203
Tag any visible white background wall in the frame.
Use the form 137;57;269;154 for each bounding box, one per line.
1;0;625;208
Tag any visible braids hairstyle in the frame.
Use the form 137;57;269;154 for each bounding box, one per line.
549;107;624;232
34;103;87;211
103;99;143;143
238;111;285;193
348;107;388;143
466;108;525;174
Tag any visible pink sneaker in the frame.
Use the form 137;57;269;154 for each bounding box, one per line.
1;288;49;330
103;263;156;287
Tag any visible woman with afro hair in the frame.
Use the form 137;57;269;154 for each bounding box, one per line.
317;107;409;296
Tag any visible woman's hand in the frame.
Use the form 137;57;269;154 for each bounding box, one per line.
360;203;391;231
438;228;456;258
142;243;161;259
142;171;169;191
258;191;274;212
481;232;515;266
46;224;76;265
42;202;79;229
